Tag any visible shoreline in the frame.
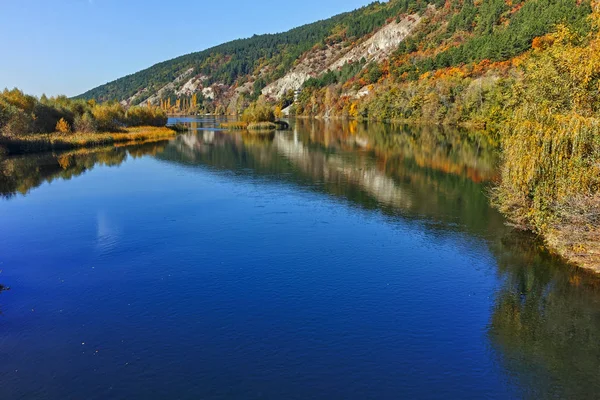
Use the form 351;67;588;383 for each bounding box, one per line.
0;126;177;156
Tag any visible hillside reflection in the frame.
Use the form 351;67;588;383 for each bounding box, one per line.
2;118;600;398
158;119;502;236
489;234;600;399
159;118;600;399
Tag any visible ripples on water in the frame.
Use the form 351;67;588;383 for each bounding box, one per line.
0;118;599;399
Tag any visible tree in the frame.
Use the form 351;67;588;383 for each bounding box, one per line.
55;118;71;134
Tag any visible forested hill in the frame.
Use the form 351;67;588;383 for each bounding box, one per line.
77;0;592;115
77;0;432;105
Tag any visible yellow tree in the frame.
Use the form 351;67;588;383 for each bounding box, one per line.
55;118;71;134
274;105;283;119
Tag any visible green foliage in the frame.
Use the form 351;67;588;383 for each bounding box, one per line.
447;0;477;33
397;0;592;76
91;103;126;132
304;60;366;89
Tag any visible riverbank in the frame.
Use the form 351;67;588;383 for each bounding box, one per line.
0;126;177;156
220;121;289;131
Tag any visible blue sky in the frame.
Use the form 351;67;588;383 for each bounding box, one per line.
0;0;374;97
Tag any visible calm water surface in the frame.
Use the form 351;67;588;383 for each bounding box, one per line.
1;118;600;399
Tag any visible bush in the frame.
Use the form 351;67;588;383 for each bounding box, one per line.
126;106;168;127
74;112;98;133
92;103;125;132
241;103;275;124
0;102;33;137
247;122;277;130
55;118;71;134
32;102;69;133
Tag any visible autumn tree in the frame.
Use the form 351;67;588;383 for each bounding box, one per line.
55;118;71;134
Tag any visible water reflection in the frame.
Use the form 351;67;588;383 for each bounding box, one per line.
159;118;600;399
158;119;503;237
1;118;600;398
489;233;600;398
0;141;169;198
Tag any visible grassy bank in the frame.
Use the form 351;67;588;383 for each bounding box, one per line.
221;121;288;131
248;122;277;130
0;126;177;155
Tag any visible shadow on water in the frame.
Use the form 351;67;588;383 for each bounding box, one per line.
2;118;600;397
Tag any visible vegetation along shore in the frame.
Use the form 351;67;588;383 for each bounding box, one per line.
0;88;174;155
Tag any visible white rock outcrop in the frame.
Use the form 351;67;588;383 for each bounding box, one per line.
262;13;421;100
329;14;421;70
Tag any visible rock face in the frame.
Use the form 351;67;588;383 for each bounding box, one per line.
262;72;312;99
262;13;421;100
176;75;208;97
329;13;421;70
202;87;215;100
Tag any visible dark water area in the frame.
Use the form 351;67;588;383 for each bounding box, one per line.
1;117;600;399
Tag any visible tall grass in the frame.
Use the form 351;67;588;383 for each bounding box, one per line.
0;126;177;155
247;122;277;131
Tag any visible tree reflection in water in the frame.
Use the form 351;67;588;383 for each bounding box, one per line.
0;141;169;198
2;118;600;398
160;118;600;399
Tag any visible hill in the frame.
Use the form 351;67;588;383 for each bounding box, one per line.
76;1;435;108
76;0;591;117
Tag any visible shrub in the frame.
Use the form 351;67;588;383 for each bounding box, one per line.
55;118;71;134
241;103;275;124
126;106;168;127
74;112;98;133
32;102;69;133
247;122;277;130
0;102;33;137
92;103;125;132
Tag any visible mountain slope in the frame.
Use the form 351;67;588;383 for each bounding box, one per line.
77;0;433;106
77;0;592;117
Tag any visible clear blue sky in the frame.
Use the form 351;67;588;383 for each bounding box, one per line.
0;0;374;97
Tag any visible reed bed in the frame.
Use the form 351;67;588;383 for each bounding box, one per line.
0;126;177;155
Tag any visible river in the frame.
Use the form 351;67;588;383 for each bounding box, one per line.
0;117;599;399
